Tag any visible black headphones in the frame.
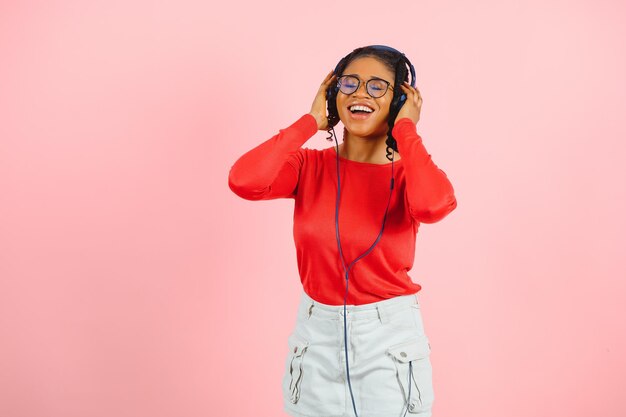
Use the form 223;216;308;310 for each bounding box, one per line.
325;45;416;155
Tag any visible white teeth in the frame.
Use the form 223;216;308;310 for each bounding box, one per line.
349;105;373;113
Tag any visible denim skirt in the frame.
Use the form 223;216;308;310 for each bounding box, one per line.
282;291;434;417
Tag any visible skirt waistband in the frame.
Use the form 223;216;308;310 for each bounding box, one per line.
299;291;420;322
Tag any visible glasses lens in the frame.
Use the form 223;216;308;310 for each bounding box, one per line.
366;79;389;98
338;76;359;94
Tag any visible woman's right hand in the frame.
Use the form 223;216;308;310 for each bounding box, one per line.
309;70;337;131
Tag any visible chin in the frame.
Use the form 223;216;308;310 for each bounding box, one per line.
340;117;386;137
343;121;388;139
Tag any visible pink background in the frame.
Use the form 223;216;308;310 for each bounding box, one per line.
1;1;625;416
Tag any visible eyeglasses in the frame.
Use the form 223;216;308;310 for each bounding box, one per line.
336;75;393;98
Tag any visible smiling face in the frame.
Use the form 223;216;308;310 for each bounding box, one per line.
336;56;396;139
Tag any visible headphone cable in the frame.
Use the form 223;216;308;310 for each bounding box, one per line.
328;125;396;417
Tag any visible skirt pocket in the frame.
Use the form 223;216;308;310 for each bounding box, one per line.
386;334;434;414
286;335;309;405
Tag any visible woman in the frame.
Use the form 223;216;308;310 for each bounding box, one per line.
228;45;457;417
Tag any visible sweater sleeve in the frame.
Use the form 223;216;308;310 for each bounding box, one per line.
228;114;318;200
392;118;458;223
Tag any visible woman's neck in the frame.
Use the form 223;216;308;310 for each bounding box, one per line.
339;132;401;164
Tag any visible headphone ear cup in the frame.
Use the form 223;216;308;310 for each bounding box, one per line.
399;93;407;108
325;84;334;102
326;83;340;127
390;91;406;117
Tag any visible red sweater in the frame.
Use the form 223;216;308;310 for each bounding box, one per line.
228;114;457;305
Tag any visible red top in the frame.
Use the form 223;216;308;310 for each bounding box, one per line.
228;114;457;305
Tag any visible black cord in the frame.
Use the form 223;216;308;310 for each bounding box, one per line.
401;361;414;417
328;126;396;417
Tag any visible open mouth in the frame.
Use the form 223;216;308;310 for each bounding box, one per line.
349;105;374;114
348;104;374;119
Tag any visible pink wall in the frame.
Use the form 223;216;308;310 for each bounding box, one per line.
1;1;624;416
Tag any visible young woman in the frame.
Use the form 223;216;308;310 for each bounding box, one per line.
228;45;457;417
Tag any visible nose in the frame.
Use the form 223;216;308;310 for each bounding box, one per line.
353;81;371;98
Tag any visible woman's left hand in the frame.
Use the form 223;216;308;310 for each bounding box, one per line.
394;82;422;125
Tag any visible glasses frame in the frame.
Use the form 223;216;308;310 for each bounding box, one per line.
336;74;394;98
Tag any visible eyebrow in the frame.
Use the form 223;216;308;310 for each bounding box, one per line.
342;73;392;84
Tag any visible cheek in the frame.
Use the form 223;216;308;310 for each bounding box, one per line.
337;106;348;120
336;98;350;119
335;95;347;110
378;99;392;115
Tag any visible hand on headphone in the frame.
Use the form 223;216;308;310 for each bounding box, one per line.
395;82;422;125
309;70;337;131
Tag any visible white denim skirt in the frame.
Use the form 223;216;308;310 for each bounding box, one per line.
282;290;434;417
